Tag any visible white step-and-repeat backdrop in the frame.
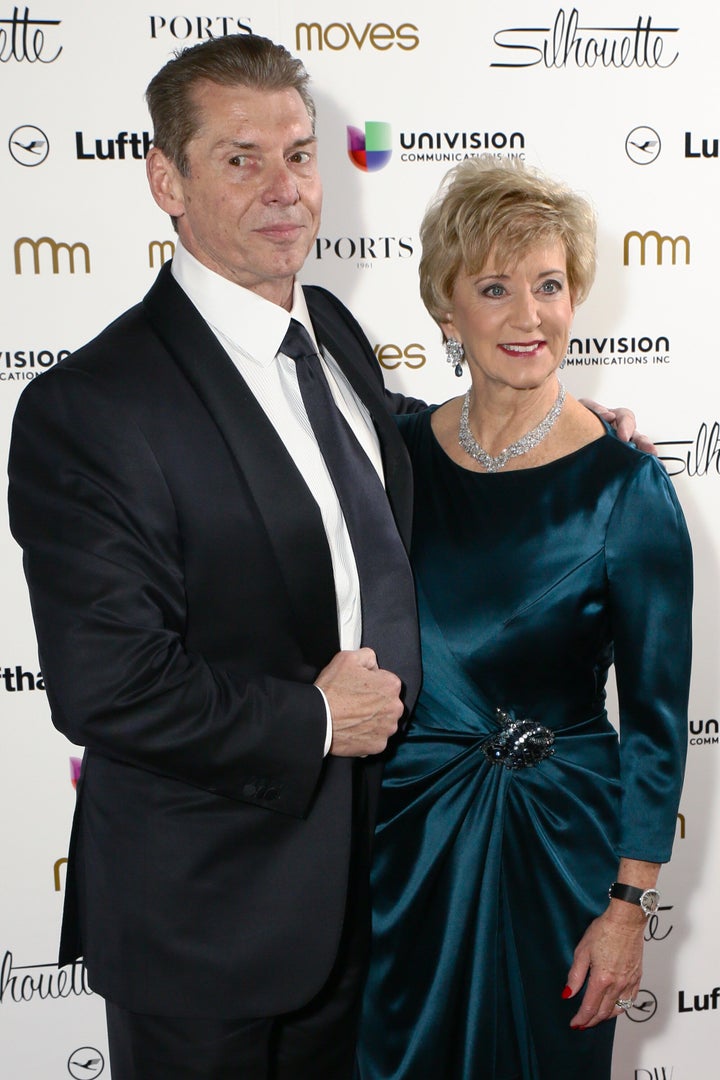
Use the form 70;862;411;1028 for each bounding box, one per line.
1;3;717;1077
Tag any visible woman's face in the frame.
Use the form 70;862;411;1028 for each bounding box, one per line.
441;241;574;393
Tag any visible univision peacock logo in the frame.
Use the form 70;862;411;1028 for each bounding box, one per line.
347;121;392;172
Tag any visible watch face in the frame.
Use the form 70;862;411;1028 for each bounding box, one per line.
640;889;660;915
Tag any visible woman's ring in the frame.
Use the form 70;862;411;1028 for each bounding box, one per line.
615;998;635;1010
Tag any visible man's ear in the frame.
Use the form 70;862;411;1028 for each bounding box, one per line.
146;147;186;219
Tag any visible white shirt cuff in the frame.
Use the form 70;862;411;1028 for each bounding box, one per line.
315;685;333;756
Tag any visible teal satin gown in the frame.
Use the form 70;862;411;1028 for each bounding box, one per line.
357;411;692;1080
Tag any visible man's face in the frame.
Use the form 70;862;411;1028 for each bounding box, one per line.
148;80;322;308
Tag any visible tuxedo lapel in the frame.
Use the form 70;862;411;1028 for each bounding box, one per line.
142;264;339;662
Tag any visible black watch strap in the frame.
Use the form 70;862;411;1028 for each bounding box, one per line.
608;882;645;905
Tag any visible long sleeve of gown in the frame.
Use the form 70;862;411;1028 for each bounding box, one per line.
605;453;693;863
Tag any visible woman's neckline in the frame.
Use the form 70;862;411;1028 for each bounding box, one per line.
424;407;612;477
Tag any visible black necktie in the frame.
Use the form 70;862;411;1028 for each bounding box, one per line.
280;318;420;710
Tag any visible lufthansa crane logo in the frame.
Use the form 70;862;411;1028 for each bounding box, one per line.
9;125;49;166
68;1047;105;1077
625;126;661;165
627;989;658;1023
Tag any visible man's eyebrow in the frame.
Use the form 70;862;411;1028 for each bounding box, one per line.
212;135;318;152
288;136;318;149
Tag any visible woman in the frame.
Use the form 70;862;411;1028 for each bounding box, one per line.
357;158;692;1079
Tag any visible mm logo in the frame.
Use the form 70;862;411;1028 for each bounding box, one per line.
14;236;90;275
623;230;690;266
53;857;68;892
347;122;392;172
149;239;175;268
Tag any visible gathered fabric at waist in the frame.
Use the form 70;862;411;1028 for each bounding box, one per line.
380;701;619;808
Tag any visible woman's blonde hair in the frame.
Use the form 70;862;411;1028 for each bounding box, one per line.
419;156;597;325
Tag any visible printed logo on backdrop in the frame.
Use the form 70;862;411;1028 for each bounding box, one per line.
0;6;62;63
347;122;392;172
1;349;68;383
634;1070;675;1080
68;1047;105;1078
678;986;720;1013
76;130;152;162
399;128;525;165
0;665;44;689
656;425;720;477
345;124;526;169
70;756;82;788
0;950;92;1005
623;231;690;266
645;905;674;943
314;235;413;269
54;857;68;891
295;21;419;52
149;239;176;267
8;123;49;165
626;128;720;164
625;126;661;166
53;758;81;892
14;236;91;275
689;717;719;747
490;8;679;69
374;343;426;371
149;15;252;41
625;988;658;1023
685;132;720;160
566;333;670;368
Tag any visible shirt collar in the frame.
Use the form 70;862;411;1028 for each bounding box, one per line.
170;239;318;366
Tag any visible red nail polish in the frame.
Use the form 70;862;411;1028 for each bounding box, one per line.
561;985;573;999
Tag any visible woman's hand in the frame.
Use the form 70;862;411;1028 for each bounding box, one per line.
579;399;658;455
562;905;646;1028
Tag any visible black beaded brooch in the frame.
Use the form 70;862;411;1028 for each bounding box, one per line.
482;708;555;770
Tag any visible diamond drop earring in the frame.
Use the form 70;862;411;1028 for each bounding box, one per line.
445;338;465;377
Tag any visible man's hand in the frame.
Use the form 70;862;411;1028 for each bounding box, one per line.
580;399;658;456
316;648;404;758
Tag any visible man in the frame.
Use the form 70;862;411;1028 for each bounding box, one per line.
10;34;420;1079
8;33;641;1080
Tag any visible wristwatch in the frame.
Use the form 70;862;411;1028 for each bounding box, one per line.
608;881;660;916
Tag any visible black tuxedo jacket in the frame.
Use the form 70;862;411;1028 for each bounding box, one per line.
8;263;419;1018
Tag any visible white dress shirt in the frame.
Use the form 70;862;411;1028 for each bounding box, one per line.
171;241;386;753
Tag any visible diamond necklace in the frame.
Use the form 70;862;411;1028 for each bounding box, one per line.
458;382;566;473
